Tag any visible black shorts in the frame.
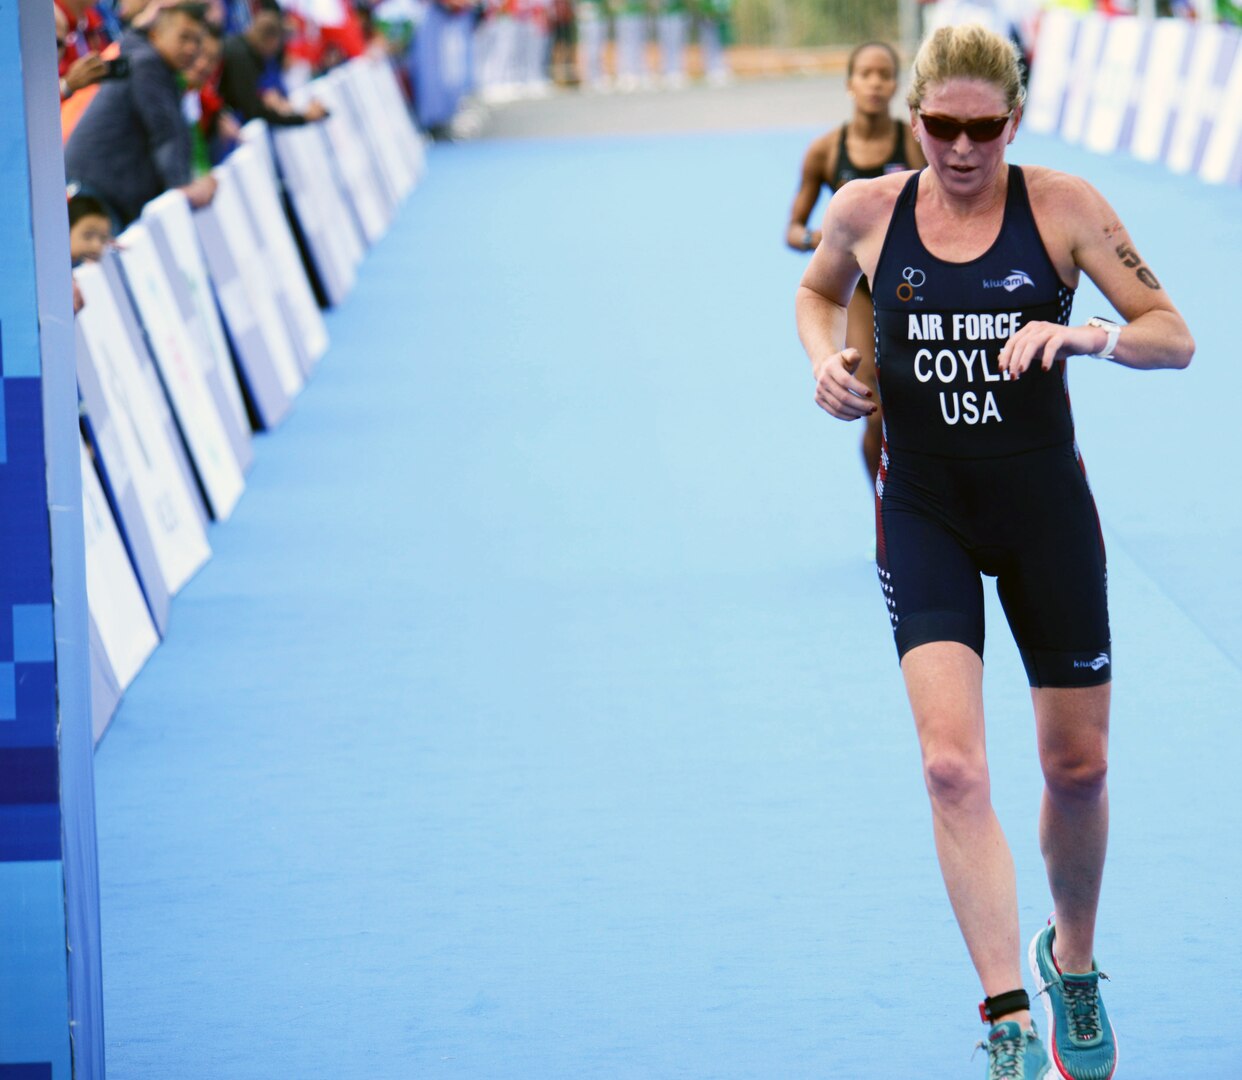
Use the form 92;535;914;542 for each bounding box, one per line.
876;441;1111;688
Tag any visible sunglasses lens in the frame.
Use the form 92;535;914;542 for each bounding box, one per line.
920;113;1009;142
920;114;960;141
967;117;1009;142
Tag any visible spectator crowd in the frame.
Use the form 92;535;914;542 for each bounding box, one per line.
56;0;414;242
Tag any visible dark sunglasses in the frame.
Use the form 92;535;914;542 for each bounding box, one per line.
918;111;1013;143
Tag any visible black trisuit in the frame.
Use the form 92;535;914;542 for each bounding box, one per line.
871;165;1111;688
830;120;914;189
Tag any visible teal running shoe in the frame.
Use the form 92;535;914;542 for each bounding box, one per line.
977;1020;1051;1080
1028;918;1118;1080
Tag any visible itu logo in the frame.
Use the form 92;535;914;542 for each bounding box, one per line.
897;266;926;302
1073;653;1111;672
983;269;1035;292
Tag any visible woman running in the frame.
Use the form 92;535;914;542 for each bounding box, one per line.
795;23;1193;1080
786;41;926;485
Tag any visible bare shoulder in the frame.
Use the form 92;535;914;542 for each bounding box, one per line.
825;171;909;238
1022;165;1114;244
1022;165;1107;214
1022;165;1121;270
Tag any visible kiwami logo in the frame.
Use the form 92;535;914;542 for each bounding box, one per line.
1073;653;1111;672
983;269;1035;292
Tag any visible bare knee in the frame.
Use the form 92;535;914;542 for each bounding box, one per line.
1042;747;1108;802
922;747;990;810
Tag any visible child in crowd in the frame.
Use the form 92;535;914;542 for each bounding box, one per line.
68;192;114;265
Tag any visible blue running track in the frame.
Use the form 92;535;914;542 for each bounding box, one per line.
94;126;1242;1077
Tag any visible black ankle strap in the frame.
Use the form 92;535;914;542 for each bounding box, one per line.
979;989;1030;1024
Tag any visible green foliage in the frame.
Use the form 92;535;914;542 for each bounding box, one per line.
732;0;898;48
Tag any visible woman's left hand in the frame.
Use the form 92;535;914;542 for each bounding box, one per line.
996;320;1104;380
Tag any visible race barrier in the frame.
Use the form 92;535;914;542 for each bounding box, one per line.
1;3;100;1076
1026;9;1242;186
74;56;424;755
0;52;427;1073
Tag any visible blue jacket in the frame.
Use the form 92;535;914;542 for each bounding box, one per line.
64;30;192;226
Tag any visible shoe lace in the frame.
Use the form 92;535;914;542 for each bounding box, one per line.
1062;971;1109;1043
972;1032;1024;1080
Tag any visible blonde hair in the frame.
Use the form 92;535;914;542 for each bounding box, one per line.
906;24;1026;112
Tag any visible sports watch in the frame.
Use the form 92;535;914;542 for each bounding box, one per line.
1086;316;1122;360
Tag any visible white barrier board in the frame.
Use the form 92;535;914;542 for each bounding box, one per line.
1084;16;1147;155
1130;18;1193;164
117;222;246;520
313;71;394;243
1167;24;1237;175
1200;37;1242;185
272;119;362;306
1026;8;1079;136
79;434;159;696
142;191;254;470
75;260;211;597
1060;13;1108;145
362;58;427;184
201;161;305;411
233;133;330;371
342;62;415;204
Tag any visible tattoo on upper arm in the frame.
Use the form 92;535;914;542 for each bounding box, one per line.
1115;242;1161;290
1102;220;1124;240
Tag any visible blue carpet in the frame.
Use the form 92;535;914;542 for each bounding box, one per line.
94;127;1242;1078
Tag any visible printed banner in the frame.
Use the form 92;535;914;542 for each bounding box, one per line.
75;259;211;601
1;0;99;1073
79;433;159;739
1084;16;1149;155
196;163;304;425
312;70;394;244
341;62;416;203
1025;8;1079;135
231;135;330;373
1060;13;1108;145
366;58;426;182
116;222;246;520
272;121;362;307
1200;32;1242;183
1130;17;1194;164
1166;24;1239;174
141;191;254;469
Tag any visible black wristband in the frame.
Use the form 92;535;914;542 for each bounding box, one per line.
979;988;1030;1024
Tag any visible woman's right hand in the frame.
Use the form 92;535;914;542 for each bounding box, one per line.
813;348;875;420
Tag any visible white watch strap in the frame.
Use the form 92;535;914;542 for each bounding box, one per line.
1091;321;1121;359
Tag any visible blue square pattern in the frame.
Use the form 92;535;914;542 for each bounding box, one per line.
0;1065;54;1079
11;605;53;664
0;663;13;721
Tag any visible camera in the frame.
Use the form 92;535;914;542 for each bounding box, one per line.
102;56;130;79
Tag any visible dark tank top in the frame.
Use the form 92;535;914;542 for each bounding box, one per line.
831;120;913;189
871;165;1077;459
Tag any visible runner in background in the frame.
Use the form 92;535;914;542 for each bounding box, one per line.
786;41;925;487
